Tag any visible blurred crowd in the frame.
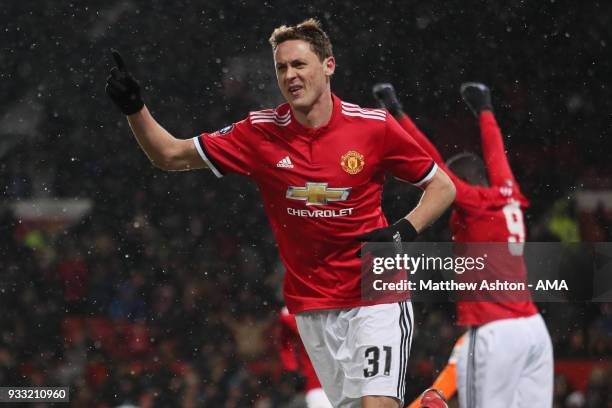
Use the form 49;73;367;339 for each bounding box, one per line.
1;0;611;407
1;211;610;407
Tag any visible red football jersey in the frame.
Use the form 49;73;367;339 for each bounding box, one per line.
398;112;537;326
194;94;436;313
278;307;322;392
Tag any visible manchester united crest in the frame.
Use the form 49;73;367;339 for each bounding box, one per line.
340;150;365;175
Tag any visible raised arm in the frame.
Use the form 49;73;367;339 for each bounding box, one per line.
372;83;447;173
126;107;205;171
460;83;517;186
479;110;516;186
106;50;206;171
372;83;487;209
396;114;445;166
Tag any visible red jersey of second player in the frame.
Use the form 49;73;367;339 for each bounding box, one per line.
398;112;538;326
450;175;538;325
193;94;436;314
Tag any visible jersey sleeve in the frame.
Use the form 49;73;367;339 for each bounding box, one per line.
396;114;480;207
397;115;445;165
479;111;517;187
192;119;256;177
382;114;437;187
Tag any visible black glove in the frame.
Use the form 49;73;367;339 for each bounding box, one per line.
105;49;144;115
372;83;403;117
356;218;418;257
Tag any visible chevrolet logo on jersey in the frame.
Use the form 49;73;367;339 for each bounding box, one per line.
286;183;351;206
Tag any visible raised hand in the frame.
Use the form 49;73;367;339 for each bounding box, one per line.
105;49;144;115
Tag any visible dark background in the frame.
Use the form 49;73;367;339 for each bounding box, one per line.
1;1;610;407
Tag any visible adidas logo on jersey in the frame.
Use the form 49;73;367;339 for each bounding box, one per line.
276;156;294;169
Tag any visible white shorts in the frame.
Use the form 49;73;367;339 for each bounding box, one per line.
296;302;413;408
456;314;554;408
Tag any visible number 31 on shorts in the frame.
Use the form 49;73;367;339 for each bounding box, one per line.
364;346;392;377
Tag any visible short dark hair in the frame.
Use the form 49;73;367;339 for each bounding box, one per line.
446;152;489;186
268;18;333;62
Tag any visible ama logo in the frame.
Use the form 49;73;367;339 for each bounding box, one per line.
535;280;568;290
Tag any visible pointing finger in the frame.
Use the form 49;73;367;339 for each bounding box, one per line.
111;49;127;72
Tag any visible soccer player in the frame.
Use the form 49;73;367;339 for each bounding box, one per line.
106;19;456;407
373;82;554;408
278;307;333;408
